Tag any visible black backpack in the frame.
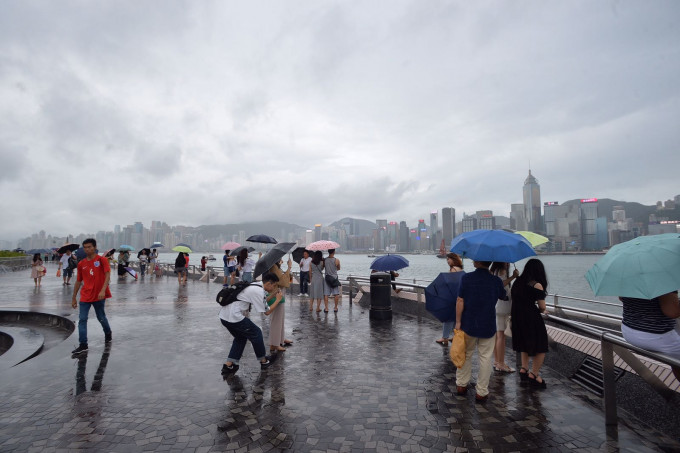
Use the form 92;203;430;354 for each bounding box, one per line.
67;256;77;270
175;255;186;268
216;281;251;306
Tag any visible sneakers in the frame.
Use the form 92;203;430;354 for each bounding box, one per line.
71;344;88;355
298;293;303;296
221;363;239;375
105;332;112;343
260;355;276;369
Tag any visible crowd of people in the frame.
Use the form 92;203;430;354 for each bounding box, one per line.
37;238;678;395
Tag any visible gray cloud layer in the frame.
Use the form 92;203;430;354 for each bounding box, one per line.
1;1;678;240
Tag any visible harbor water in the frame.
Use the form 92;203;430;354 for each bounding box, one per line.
154;252;620;313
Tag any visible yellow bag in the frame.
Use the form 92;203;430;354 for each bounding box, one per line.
449;329;467;368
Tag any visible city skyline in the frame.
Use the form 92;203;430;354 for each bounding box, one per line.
1;2;678;242
10;189;678;252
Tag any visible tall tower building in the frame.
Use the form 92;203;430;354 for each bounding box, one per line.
523;170;542;232
314;224;322;241
442;207;456;245
429;211;438;250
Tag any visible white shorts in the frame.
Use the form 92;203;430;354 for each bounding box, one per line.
496;313;510;332
621;324;680;360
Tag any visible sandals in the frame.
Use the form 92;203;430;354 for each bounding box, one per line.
528;371;547;389
435;338;448;345
494;363;516;373
270;346;286;352
519;367;529;382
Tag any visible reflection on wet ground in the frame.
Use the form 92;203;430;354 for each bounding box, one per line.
0;267;678;452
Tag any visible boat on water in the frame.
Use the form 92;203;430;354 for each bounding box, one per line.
436;239;446;258
207;254;216;261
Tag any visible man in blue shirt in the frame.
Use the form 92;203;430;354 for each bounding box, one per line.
455;260;507;401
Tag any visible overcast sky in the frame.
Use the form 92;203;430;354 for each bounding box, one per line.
1;1;678;241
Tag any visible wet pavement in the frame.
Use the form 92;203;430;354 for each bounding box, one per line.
0;265;678;452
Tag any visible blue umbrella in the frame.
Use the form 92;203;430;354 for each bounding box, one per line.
425;272;464;322
118;244;135;252
74;247;87;260
246;234;278;244
450;229;536;262
370;254;410;272
149;243;165;248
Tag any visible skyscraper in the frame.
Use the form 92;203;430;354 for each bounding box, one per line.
442;207;456;246
522;170;542;232
429;211;438;250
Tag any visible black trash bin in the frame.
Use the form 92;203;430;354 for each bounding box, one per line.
370;272;392;321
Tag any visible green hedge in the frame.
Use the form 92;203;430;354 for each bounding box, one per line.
0;251;27;257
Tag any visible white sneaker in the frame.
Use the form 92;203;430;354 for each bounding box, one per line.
298;293;303;296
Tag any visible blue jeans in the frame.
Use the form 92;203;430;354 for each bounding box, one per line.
221;317;266;364
442;321;455;339
140;264;146;275
241;272;253;283
299;271;309;294
78;300;112;345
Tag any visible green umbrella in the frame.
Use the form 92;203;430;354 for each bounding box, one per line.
585;233;680;300
515;231;549;248
172;245;192;254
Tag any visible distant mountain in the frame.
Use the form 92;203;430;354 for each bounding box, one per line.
329;218;377;236
562;198;655;224
193;221;308;241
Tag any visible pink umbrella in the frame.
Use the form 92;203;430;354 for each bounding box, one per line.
306;240;340;251
221;242;241;250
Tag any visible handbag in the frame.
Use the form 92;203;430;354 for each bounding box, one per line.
56;268;61;277
325;274;340;288
449;329;467;368
504;316;512;338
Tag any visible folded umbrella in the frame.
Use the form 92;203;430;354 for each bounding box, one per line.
57;243;80;254
124;267;138;279
291;247;307;264
585;233;680;300
221;241;241;251
246;234;278;244
425;272;464;322
306;240;340;251
450;229;535;262
370;254;409;272
253;242;296;279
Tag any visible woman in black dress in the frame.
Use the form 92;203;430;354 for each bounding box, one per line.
511;258;549;389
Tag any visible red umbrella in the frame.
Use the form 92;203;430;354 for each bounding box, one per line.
221;241;241;250
306;240;340;251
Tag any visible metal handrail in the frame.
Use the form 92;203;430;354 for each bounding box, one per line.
540;314;680;427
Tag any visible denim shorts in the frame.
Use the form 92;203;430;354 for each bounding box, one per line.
174;267;187;275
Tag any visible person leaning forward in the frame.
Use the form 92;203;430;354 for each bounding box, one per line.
71;238;113;355
220;272;279;375
455;260;508;402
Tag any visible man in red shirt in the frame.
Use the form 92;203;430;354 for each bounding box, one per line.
71;238;112;355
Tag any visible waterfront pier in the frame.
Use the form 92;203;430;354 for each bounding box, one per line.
0;265;678;452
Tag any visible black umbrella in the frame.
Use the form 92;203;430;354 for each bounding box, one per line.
176;242;191;248
103;248;116;258
149;243;164;248
253;242;296;279
137;248;151;258
57;243;80;254
424;272;464;322
229;246;256;257
291;247;307;264
246;234;278;244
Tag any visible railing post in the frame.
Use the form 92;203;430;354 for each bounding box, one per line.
554;294;559;307
348;274;353;301
600;336;618;427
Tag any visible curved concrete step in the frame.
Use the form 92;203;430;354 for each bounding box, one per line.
0;326;45;372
